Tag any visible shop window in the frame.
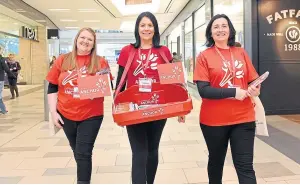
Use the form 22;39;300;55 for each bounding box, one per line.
184;32;193;82
214;0;244;46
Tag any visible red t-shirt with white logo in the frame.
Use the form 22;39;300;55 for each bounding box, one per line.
46;54;111;121
117;45;173;88
193;46;259;126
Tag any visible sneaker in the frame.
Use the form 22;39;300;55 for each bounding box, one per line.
0;110;8;114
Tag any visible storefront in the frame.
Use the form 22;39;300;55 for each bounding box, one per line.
0;9;48;85
161;0;300;115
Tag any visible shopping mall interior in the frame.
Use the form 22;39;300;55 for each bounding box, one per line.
0;0;300;184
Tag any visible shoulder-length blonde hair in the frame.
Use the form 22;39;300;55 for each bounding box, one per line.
61;27;99;74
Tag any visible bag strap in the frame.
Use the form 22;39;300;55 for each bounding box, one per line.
158;49;170;64
114;47;137;99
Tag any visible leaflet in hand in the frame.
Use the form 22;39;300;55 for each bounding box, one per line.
249;71;269;87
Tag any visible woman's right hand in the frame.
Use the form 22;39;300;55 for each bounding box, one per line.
235;88;248;101
50;111;64;128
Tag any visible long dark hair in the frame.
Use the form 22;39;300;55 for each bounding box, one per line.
205;14;236;47
132;11;161;48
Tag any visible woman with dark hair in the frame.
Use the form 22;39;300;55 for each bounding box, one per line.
115;11;173;184
46;27;112;184
193;14;260;184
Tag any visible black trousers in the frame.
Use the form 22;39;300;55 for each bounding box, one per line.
60;113;103;184
126;119;167;184
8;78;17;86
200;122;256;184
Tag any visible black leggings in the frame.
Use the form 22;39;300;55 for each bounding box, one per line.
200;122;256;184
126;119;167;184
59;113;103;184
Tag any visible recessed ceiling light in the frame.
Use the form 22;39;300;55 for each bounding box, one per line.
65;27;80;29
60;19;78;22
15;9;26;13
84;20;101;22
13;22;19;25
49;9;70;12
35;20;46;22
78;9;100;12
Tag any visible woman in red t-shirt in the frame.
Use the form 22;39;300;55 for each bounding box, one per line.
115;12;172;184
46;28;111;184
193;14;260;184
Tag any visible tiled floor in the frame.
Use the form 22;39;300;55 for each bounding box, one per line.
1;87;300;184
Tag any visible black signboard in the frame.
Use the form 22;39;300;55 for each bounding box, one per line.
259;0;300;60
258;0;300;114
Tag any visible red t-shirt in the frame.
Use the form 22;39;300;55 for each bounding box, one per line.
117;45;173;88
46;54;111;121
193;46;259;126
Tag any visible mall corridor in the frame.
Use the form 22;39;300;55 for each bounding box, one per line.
0;86;300;184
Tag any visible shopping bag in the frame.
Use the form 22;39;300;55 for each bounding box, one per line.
252;97;269;136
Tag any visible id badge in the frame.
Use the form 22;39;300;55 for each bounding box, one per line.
139;78;152;92
73;86;80;99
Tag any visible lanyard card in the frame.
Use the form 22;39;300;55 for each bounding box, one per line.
138;78;152;92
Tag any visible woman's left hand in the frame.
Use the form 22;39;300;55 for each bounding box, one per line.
247;84;261;97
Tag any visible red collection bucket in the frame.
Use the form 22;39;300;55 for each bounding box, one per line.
113;83;193;126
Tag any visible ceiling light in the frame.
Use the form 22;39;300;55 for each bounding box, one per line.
49;9;70;12
35;20;46;22
84;20;101;22
78;9;100;12
15;9;26;13
60;19;78;22
65;27;80;29
111;0;160;16
13;22;19;25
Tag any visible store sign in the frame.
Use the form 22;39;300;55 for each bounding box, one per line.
258;0;300;115
259;1;300;60
21;26;38;41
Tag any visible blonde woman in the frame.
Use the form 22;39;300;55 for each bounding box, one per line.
46;28;111;184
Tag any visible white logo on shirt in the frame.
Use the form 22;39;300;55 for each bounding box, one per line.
219;60;244;87
133;53;158;76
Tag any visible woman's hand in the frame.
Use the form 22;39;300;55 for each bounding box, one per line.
50;111;64;128
235;87;248;101
247;84;261;97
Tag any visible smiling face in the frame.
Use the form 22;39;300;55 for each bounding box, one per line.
138;16;155;42
76;30;95;55
211;17;230;44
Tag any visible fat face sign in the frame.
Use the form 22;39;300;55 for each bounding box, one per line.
266;9;300;24
21;26;38;41
259;1;300;61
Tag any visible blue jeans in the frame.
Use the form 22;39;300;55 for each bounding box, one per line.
0;81;7;113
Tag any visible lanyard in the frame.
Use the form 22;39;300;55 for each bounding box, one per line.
215;46;236;82
138;48;152;70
